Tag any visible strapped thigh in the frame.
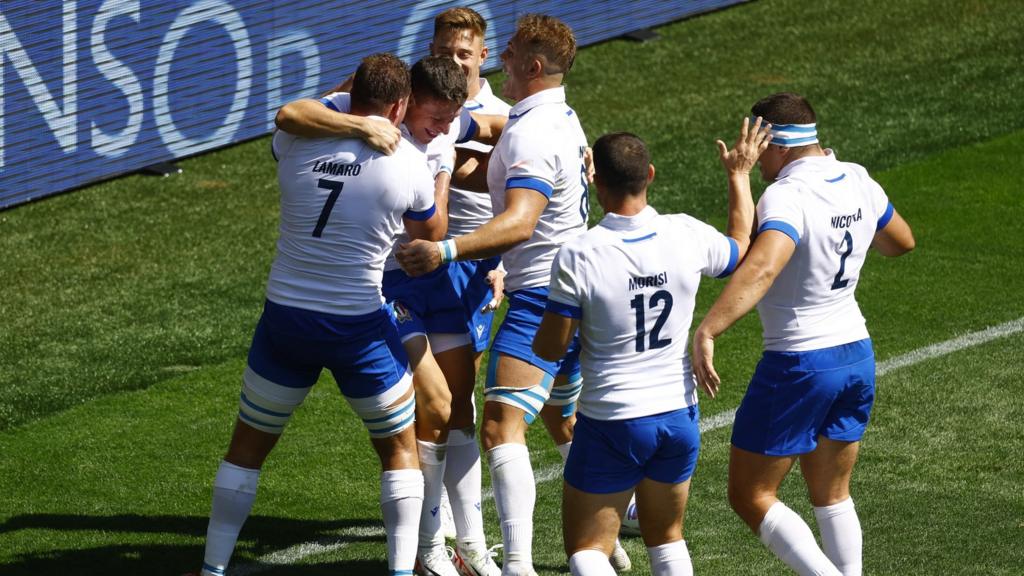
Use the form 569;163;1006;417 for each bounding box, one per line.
484;352;554;424
344;372;417;438
238;366;314;434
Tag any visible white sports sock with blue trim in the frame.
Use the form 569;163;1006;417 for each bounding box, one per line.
381;469;424;574
202;461;259;576
647;540;693;576
569;549;616;575
417;440;448;550
443;427;486;550
488;443;535;570
814;498;862;576
759;502;841;576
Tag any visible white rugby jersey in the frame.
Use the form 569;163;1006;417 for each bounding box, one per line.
317;92;473;271
448;79;511;238
547;206;739;420
266;125;436;316
756;150;894;351
487;86;589;292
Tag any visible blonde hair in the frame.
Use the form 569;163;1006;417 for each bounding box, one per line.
434;7;486;40
513;14;576;74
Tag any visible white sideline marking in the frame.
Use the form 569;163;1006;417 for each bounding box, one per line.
233;317;1024;573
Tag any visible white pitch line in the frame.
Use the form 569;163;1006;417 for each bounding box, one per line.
233;316;1024;573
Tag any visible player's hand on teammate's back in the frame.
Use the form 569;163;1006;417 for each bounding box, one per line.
482;268;506;312
363;118;402;155
717;116;772;175
396;239;442;276
692;328;721;399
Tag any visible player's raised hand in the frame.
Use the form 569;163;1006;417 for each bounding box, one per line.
396;239;442;276
716;116;772;175
692;328;721;399
583;146;596;184
363;117;402;155
482;268;506;312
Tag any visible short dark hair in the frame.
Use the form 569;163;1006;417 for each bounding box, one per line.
411;55;468;106
750;92;817;125
351;53;410;113
593;132;650;196
514;14;576;74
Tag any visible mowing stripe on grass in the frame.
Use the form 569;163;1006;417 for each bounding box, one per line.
235;316;1024;572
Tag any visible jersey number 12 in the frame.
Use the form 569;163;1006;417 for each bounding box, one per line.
630;290;673;352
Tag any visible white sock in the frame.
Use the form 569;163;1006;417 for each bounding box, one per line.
202;461;260;576
569;549;616;576
759;502;841;576
814;498;862;576
487;443;535;569
444;427;486;551
647;540;693;576
417;440;448;550
556;441;572;463
381;469;424;573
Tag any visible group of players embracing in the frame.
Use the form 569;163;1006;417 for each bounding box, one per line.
187;7;915;576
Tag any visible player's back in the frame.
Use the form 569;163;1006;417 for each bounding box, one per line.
488;87;588;292
757;153;892;351
550;208;737;420
267;131;433;316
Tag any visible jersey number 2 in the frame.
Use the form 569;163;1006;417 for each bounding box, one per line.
831;231;853;290
312;178;344;237
630;290;673;352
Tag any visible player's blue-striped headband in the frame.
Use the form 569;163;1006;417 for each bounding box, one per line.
767;122;818;147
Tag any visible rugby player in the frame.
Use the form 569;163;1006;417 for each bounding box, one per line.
532;125;768;575
692;93;915;576
191;53;444;576
397;15;589;576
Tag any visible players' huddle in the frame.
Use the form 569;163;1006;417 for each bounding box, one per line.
188;7;915;576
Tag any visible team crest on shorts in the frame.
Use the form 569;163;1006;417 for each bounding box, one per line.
393;301;412;324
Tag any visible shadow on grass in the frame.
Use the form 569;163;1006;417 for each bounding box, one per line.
0;513;387;575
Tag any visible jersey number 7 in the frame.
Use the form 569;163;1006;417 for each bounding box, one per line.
312;179;345;238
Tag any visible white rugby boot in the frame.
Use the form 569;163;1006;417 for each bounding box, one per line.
452;543;502;576
415;544;461;576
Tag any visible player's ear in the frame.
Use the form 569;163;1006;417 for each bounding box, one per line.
479;44;489;63
528;56;544;78
647;164;656;185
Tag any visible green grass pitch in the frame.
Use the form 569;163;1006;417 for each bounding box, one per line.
1;0;1023;574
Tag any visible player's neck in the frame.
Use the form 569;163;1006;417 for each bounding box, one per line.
467;77;482;100
604;197;648;217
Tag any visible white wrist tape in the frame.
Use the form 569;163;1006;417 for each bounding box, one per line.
437;239;458;264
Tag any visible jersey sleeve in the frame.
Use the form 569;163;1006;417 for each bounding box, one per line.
319;91;352;114
865;171;894;230
404;158;437;221
545;244;583;319
501;129;557;199
426;142;456;177
677;215;739;278
455;108;477;144
756;183;805;246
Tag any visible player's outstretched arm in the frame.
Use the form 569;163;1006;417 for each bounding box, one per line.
467;113;508;146
716;116;772;260
871;209;915;256
274;99;401;154
451;148;491;193
396;187;546;276
533;312;578;362
692;230;796;398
